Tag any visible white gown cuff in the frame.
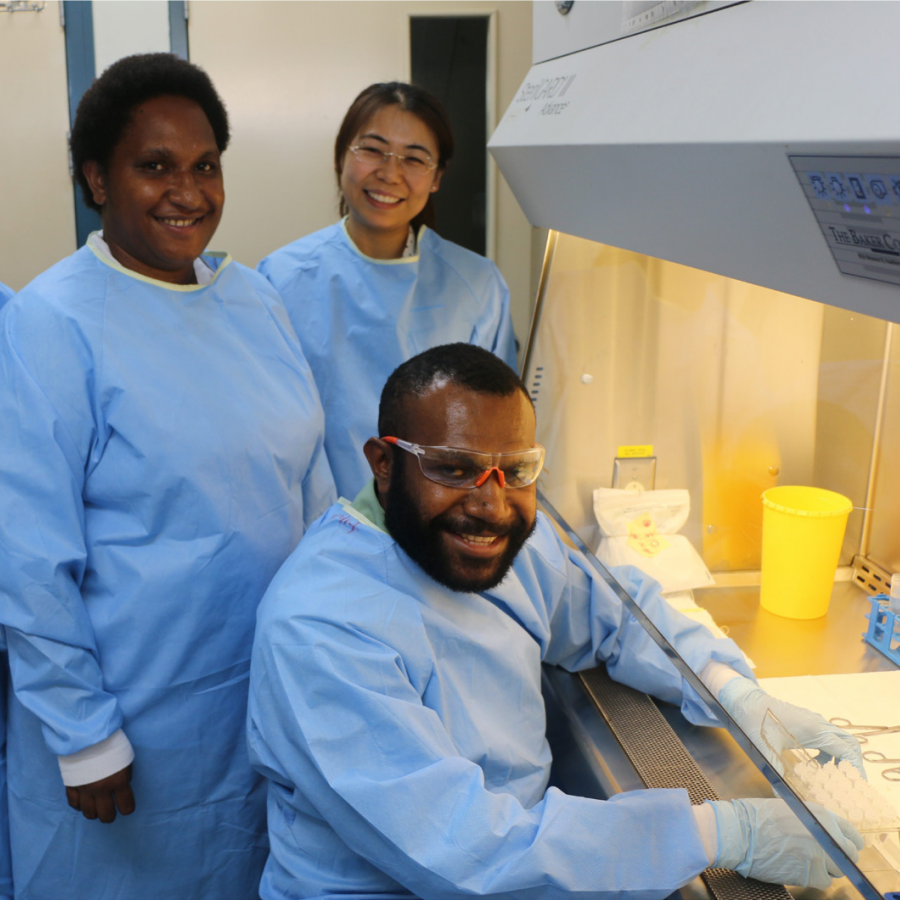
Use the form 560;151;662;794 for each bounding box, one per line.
693;802;719;866
57;729;134;786
700;660;744;698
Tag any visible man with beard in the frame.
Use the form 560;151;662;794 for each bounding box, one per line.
248;344;864;900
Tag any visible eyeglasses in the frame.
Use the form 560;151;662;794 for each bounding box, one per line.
347;144;438;176
382;437;545;489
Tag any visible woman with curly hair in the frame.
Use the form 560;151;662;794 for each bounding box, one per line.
0;53;334;899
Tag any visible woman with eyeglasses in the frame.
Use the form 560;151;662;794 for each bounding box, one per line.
259;82;517;500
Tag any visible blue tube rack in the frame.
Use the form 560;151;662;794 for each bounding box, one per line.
864;595;900;667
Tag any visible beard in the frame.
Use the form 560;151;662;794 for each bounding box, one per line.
383;456;536;593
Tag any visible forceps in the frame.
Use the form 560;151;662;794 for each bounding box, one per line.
829;717;900;745
860;750;900;782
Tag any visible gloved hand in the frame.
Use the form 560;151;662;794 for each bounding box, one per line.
708;798;863;889
718;677;866;777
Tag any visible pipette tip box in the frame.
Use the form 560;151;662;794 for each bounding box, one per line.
761;710;900;875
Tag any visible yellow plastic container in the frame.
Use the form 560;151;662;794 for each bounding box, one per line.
759;486;852;619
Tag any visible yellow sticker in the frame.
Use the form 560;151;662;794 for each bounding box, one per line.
617;445;654;458
626;513;669;558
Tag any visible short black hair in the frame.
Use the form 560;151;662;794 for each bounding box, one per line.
70;53;230;212
378;343;530;437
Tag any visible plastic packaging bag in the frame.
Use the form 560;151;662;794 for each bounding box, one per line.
593;488;714;593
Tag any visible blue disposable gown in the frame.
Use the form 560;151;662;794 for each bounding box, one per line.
248;500;755;900
0;641;7;900
258;222;519;498
0;247;336;900
0;282;12;900
0;648;8;900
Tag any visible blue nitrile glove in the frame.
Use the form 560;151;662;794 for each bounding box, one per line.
718;677;866;777
708;798;863;889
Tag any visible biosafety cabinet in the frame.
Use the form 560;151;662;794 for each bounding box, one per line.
489;3;900;898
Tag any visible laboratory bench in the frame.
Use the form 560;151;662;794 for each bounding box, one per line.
543;579;900;900
697;581;897;679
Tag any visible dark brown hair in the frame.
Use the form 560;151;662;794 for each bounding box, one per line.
334;82;454;232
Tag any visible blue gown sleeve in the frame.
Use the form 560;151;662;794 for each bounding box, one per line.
300;434;337;528
532;530;754;726
488;269;518;371
252;270;337;525
249;584;710;900
0;301;124;757
0;642;11;900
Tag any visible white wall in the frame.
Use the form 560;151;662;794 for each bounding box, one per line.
0;1;74;291
92;0;170;74
188;0;535;362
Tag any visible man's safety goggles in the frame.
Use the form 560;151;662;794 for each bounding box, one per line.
382;437;545;489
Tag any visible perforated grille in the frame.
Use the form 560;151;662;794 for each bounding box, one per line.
579;666;792;900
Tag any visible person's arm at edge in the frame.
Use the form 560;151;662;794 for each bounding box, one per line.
0;298;134;822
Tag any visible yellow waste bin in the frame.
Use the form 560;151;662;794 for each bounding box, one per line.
760;486;852;619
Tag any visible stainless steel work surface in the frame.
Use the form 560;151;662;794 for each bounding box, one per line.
696;582;895;679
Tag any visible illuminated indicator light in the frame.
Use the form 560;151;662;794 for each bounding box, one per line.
844;204;851;212
865;206;871;214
